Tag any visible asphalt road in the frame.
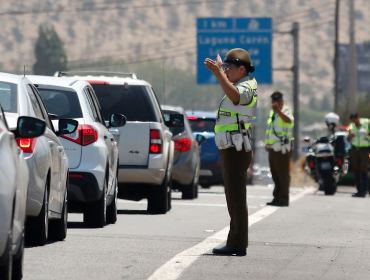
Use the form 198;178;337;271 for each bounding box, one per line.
23;184;370;280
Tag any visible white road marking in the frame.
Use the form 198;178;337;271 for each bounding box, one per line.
147;187;313;280
118;200;258;208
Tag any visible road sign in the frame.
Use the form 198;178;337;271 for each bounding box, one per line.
197;17;273;85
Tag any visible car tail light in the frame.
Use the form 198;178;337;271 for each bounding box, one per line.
69;174;83;178
150;129;162;154
86;80;110;85
309;161;314;168
16;138;37;153
62;125;98;146
187;116;198;120
174;137;192;152
338;158;342;166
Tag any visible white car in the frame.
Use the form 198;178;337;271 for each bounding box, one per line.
0;100;45;279
55;71;184;214
28;75;126;228
0;73;78;246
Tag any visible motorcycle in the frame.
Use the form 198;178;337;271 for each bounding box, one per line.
303;113;349;195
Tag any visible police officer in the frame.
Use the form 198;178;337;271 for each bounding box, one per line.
347;113;370;197
265;92;294;207
204;48;257;256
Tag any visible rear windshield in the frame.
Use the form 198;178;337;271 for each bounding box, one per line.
91;84;157;122
189;119;215;132
162;110;185;135
38;88;83;119
0;81;18;113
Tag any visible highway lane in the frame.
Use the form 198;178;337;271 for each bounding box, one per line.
23;185;370;280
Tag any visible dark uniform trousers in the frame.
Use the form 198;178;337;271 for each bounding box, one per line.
350;148;370;194
219;147;252;248
268;149;292;205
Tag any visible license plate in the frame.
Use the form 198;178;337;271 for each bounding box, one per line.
321;162;331;170
199;170;213;176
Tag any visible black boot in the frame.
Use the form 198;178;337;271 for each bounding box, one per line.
361;173;368;197
353;175;362;197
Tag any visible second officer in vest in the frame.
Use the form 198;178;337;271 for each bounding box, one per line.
265;91;294;207
204;48;257;256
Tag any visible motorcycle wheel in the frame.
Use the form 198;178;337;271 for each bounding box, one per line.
323;175;336;195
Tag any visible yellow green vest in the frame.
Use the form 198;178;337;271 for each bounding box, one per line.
214;78;257;133
349;118;370;147
265;105;294;145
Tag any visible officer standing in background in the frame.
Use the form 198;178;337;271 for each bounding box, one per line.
265;92;294;207
204;48;257;256
347;113;370;197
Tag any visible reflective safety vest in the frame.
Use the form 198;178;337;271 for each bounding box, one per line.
265;105;294;145
214;78;257;133
349;118;370;147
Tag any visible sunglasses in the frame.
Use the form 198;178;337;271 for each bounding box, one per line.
223;65;240;71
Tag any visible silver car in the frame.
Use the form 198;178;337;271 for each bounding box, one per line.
1;73;78;246
161;105;205;199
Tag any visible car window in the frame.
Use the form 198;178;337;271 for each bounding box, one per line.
87;87;104;123
91;84;157;122
38;87;83;119
0;81;18;113
162;110;186;135
83;87;98;122
31;86;54;131
26;84;44;120
188;118;215;132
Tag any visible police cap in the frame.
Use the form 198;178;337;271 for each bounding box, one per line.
271;91;283;101
222;48;255;73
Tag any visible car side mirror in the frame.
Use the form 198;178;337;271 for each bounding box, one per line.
304;137;311;143
165;113;184;128
15;116;46;138
109;113;127;128
56;119;79;136
196;134;207;145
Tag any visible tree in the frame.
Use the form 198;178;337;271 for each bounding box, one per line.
33;25;67;75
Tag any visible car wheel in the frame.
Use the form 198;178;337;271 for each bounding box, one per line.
200;184;211;189
148;168;169;214
0;232;12;280
181;176;198;199
26;181;49;246
106;178;118;224
49;186;68;241
12;229;24;280
84;177;107;228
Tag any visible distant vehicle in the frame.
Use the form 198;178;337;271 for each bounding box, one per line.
56;71;183;214
0;101;45;279
29;75;125;228
186;110;224;188
161;105;206;199
1;73;78;246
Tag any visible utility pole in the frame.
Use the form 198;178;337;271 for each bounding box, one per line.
273;22;300;162
292;22;300;162
334;0;340;113
349;0;357;113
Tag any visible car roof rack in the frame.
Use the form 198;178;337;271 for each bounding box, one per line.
54;71;140;80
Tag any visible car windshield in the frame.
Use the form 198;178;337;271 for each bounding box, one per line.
38;88;83;119
162;110;185;135
0;81;18;113
188;118;215;132
91;84;157;122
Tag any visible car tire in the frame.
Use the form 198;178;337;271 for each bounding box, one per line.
12;229;24;280
49;187;68;241
0;232;12;280
200;184;211;189
181;176;198;199
84;178;107;228
167;175;172;211
106;178;118;224
148;169;170;214
26;181;49;246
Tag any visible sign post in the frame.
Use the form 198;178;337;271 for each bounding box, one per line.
197;17;273;85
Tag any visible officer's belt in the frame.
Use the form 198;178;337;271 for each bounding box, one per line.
216;115;252;125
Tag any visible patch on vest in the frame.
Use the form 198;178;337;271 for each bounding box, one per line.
218;111;231;117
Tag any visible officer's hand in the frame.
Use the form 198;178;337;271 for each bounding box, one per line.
271;102;279;112
204;58;222;76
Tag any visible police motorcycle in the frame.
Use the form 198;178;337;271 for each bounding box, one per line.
304;113;349;195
